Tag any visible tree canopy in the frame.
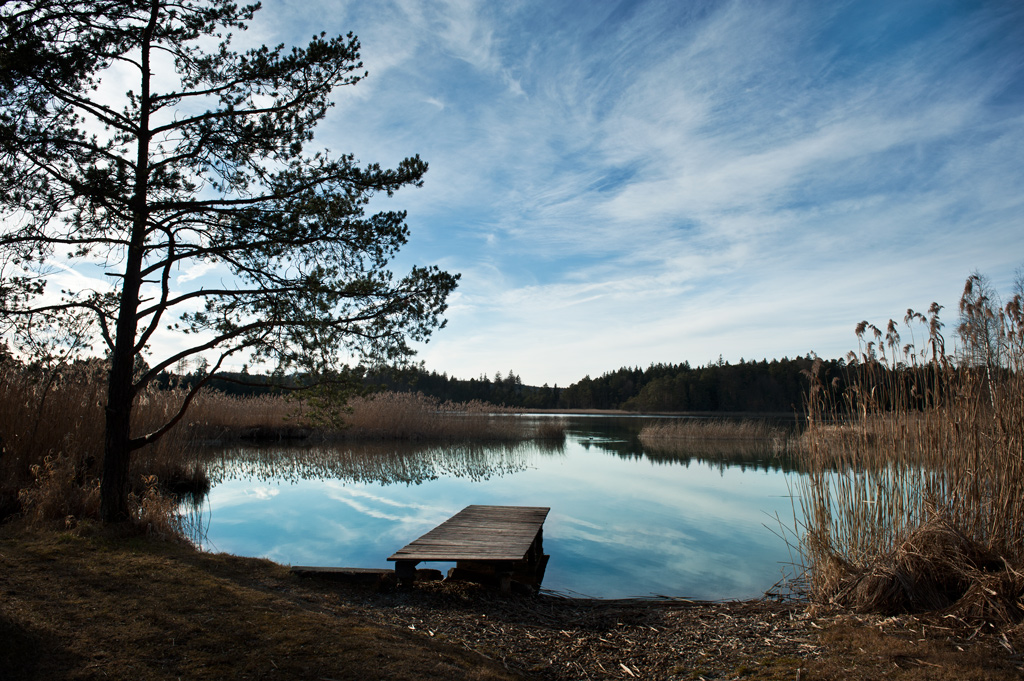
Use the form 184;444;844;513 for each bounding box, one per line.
0;0;458;521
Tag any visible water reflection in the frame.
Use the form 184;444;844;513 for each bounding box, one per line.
639;444;801;474
199;438;566;486
194;416;805;599
557;414;803;473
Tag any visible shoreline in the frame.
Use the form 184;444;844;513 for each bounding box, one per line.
2;521;1022;680
523;408;799;418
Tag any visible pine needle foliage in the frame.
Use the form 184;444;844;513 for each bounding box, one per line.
0;0;457;522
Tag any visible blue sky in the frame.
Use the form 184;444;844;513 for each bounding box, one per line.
133;1;1024;385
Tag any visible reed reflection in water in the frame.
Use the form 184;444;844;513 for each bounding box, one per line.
201;439;563;486
195;417;802;599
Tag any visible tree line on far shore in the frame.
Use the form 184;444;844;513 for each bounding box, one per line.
160;354;846;414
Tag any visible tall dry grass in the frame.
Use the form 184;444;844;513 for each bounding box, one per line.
0;359;107;485
0;360;564;528
638;418;790;443
0;359;215;526
798;278;1024;622
167;390;307;441
339;391;564;441
130;387;563;444
638;418;794;463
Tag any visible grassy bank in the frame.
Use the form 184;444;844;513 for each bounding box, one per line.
339;392;565;441
151;386;564;444
0;522;522;681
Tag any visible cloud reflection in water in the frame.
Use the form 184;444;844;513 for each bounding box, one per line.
196;418;802;599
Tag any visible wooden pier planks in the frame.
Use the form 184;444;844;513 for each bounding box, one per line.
388;505;549;563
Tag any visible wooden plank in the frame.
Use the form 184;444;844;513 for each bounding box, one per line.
388;505;549;563
289;566;392;583
291;566;390;575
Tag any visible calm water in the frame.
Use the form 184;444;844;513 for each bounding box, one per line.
192;416;804;599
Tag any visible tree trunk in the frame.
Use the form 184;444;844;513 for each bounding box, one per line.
99;215;147;522
99;0;158;523
100;356;134;523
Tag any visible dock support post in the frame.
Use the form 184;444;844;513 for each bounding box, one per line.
394;560;418;588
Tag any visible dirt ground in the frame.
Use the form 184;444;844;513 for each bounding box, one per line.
298;577;1024;680
2;523;1023;680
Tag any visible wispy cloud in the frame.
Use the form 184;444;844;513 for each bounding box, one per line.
208;1;1024;383
323;483;454;531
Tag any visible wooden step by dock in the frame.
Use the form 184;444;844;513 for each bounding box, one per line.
388;505;550;592
288;566;393;584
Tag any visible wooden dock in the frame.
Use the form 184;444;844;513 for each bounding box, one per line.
388;505;550;592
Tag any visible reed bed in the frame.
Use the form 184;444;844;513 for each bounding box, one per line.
0;359;107;485
798;279;1024;624
638;418;790;443
339;391;565;442
0;359;565;528
0;360;212;528
132;388;564;444
638;418;793;461
163;389;304;441
0;360;105;523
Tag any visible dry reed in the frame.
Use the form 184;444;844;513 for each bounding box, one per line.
0;361;295;526
0;359;107;487
172;390;307;441
340;391;542;441
638;418;792;461
798;280;1024;624
638;418;790;443
0;359;564;529
16;454;102;525
132;388;563;444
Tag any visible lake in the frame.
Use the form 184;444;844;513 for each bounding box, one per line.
191;415;804;600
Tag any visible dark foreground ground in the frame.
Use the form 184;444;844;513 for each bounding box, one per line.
2;522;1023;680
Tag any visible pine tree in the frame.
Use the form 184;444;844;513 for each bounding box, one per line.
0;1;458;521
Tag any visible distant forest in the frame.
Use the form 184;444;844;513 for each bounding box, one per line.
163;355;847;414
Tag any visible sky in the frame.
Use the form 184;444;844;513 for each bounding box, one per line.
38;0;1024;387
251;0;1024;387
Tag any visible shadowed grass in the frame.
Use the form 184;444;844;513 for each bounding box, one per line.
0;522;523;681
